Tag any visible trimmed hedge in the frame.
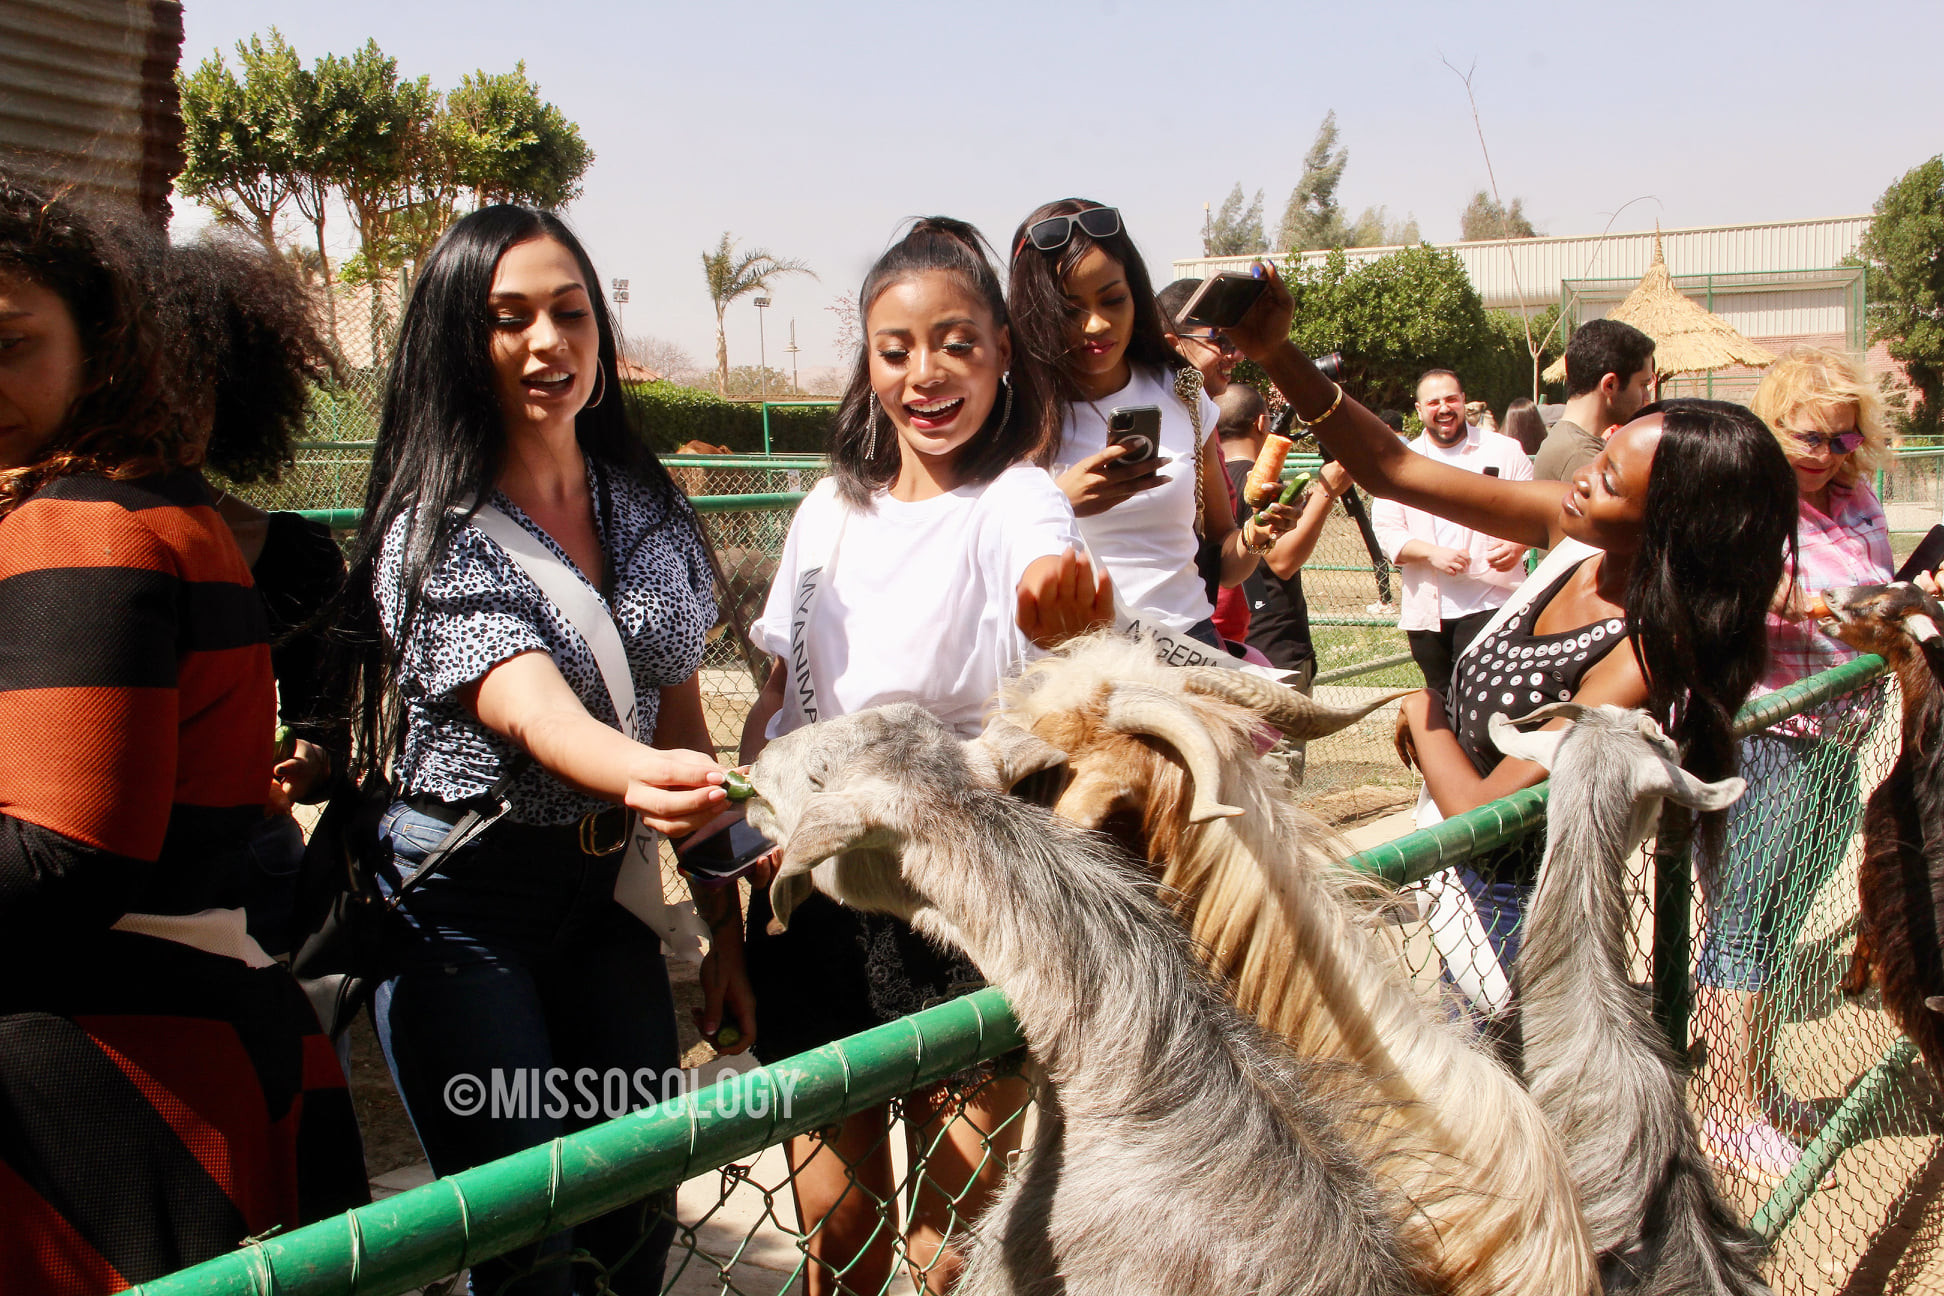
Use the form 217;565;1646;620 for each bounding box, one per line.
622;381;837;454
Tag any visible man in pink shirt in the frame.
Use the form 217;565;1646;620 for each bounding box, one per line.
1371;370;1533;691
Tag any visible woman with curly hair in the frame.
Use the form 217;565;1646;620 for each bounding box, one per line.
169;232;350;956
0;174;366;1293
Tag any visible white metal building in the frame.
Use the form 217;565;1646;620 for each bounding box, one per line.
1173;216;1881;398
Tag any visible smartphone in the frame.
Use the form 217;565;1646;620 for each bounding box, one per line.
1107;405;1163;465
1895;525;1944;583
1178;272;1269;330
674;809;775;883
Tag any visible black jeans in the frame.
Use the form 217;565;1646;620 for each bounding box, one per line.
1407;608;1499;694
373;803;681;1295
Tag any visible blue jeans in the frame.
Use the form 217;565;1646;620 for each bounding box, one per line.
372;804;680;1296
1698;735;1861;993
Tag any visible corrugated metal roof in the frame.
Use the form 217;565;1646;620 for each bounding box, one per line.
1171;215;1872;311
0;0;183;224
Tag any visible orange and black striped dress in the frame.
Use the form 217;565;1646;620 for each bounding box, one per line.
0;471;366;1293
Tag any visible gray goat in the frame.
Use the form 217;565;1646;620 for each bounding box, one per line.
746;703;1424;1296
1491;704;1773;1296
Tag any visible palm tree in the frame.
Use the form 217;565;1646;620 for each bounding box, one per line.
701;233;814;394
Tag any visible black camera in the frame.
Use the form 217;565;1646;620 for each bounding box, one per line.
1314;350;1346;381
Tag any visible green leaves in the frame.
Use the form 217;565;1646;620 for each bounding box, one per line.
1859;155;1944;435
701;233;816;393
175;33;594;312
1281;245;1557;413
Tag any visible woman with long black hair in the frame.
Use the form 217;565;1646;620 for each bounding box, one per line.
341;204;751;1295
1224;263;1798;1016
1007;199;1299;647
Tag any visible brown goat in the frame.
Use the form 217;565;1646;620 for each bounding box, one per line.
1820;581;1944;1085
992;634;1599;1296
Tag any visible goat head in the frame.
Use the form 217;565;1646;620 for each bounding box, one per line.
1489;703;1745;851
745;703;944;930
1820;582;1944;669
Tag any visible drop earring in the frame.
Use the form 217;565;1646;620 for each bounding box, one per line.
998;375;1014;432
865;396;880;460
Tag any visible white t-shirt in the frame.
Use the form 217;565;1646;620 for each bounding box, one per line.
752;462;1084;740
1053;366;1219;629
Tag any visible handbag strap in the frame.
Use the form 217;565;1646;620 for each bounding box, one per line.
465;500;641;741
383;759;526;911
1174;365;1207;540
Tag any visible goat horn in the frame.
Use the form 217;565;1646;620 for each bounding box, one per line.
1179;668;1412;740
1104;683;1243;823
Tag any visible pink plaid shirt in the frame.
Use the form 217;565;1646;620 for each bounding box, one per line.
1756;478;1893;700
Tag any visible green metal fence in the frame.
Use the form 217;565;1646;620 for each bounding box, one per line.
136;650;1944;1295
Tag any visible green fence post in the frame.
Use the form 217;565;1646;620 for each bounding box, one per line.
762;402;773;455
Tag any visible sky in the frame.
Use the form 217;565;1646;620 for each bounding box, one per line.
173;0;1942;383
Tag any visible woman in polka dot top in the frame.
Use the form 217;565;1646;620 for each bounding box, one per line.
1226;273;1799;997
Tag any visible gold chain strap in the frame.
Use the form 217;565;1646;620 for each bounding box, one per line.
1173;365;1206;539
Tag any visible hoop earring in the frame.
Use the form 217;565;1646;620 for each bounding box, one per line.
998;375;1014;433
584;362;607;410
865;396;880;460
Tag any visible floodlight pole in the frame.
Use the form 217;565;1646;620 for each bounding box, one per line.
754;296;772;402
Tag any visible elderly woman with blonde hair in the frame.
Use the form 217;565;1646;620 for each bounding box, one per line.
1696;345;1893;1183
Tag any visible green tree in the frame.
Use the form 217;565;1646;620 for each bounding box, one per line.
1460;191;1541;241
176;30;309;246
1280;244;1545;413
722;365;801;399
1277;111;1350;252
1205;184;1267;256
312;41;435;286
446;63;593;208
1858;155;1944;435
1346;206;1420;249
701;234;815;394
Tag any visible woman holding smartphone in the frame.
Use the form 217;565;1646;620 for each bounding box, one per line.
1008;199;1299;647
1223;262;1798;1020
740;217;1107;1295
344;204;750;1295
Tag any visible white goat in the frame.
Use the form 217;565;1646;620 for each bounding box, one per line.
746;702;1426;1296
992;634;1598;1296
1491;703;1772;1296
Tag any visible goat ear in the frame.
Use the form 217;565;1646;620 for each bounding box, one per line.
768;793;892;931
776;792;884;877
1487;711;1570;771
970;717;1070;791
1631;755;1746;813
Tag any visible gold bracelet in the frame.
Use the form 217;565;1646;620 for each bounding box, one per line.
1242;519;1274;554
1295;380;1344;428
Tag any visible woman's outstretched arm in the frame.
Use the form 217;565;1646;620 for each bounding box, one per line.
1225;265;1569;553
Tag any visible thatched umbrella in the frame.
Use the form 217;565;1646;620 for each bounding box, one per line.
1544;231;1777;384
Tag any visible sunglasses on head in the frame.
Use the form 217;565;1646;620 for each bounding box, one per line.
1790;428;1865;455
1177;330;1237;354
1015;207;1122;257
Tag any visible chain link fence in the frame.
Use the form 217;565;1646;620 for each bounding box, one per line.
135;651;1944;1295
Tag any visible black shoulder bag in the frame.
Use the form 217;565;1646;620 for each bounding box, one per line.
288;761;523;1038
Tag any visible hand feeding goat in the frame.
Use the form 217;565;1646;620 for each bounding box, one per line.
744;702;1425;1296
991;634;1598;1296
1489;704;1772;1296
1817;582;1944;1087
